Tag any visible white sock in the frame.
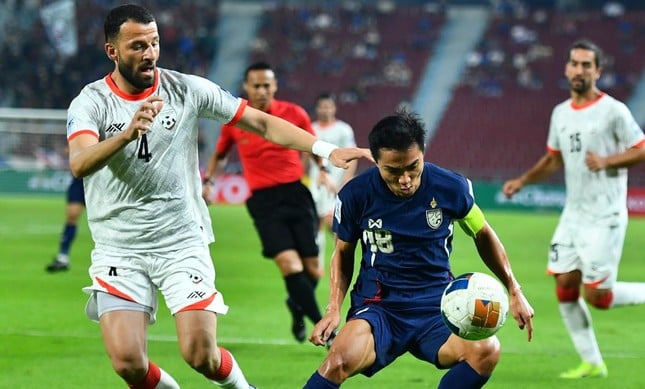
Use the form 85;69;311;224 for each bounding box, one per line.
559;299;603;365
158;367;180;389
317;229;326;269
611;282;645;307
56;253;70;264
209;348;249;388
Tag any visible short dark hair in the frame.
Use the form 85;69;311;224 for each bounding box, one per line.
104;4;155;43
568;39;604;68
315;92;335;104
244;61;274;80
368;109;426;161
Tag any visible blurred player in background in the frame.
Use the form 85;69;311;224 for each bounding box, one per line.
304;110;534;388
68;5;369;389
203;62;330;345
45;175;85;272
503;39;645;379
307;93;357;270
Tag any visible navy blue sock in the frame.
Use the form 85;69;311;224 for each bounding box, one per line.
303;371;339;389
59;224;77;255
438;361;490;389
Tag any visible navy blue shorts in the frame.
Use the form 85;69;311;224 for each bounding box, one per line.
67;176;85;204
347;303;452;377
245;181;318;258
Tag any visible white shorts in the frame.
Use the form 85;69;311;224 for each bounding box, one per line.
83;245;228;324
547;213;627;288
311;185;336;219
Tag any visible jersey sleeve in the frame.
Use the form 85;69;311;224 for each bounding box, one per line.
67;91;101;141
546;105;561;152
184;74;244;124
332;184;362;243
613;101;644;148
295;105;315;135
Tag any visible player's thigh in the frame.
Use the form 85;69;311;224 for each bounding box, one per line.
99;308;149;363
175;310;218;362
322;318;376;376
436;334;500;373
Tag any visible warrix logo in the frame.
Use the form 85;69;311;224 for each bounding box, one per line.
368;219;382;228
106;122;126;135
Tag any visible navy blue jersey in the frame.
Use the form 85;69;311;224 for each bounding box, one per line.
334;162;474;310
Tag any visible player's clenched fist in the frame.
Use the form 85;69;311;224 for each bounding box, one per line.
125;96;164;141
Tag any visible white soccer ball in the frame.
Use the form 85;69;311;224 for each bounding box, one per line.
440;272;509;340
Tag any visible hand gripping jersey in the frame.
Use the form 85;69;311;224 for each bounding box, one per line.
67;68;245;251
333;162;475;310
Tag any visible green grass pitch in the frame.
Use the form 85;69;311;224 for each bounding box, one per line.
1;196;644;388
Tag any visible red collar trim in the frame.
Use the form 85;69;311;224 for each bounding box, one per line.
104;69;159;101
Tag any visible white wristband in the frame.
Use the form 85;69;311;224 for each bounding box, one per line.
312;140;338;160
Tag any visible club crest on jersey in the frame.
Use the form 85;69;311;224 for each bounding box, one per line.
426;197;442;229
160;107;177;130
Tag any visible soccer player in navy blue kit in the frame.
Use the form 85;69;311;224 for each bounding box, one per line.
304;110;535;388
45;175;85;272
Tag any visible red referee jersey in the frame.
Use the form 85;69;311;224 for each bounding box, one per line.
216;99;314;191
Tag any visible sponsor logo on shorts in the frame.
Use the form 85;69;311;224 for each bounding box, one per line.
187;291;206;299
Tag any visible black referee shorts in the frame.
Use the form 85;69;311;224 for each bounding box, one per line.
245;180;319;259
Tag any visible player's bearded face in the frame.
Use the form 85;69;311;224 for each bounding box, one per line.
376;146;424;197
565;48;599;95
118;55;156;91
114;21;159;91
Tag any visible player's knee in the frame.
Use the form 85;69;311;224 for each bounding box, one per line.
585;288;613;310
556;285;580;302
111;356;148;382
182;346;216;373
319;350;352;383
469;337;501;374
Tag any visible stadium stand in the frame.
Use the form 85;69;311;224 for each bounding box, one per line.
248;2;446;153
427;4;645;183
0;0;220;109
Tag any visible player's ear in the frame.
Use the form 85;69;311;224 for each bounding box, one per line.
105;43;118;62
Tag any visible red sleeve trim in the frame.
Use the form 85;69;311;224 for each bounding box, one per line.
632;139;645;148
546;146;561;155
226;99;247;127
68;129;99;142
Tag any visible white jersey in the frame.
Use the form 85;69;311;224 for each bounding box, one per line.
309;119;356;217
67;68;244;251
310;119;356;187
547;93;644;221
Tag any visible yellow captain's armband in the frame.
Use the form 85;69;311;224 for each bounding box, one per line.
458;203;485;237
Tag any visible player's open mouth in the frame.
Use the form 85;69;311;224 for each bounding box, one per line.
140;66;155;77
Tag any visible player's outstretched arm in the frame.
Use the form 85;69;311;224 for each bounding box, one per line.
236;106;373;168
472;222;535;341
502;152;562;199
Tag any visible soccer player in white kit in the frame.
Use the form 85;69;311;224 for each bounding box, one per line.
67;5;370;389
308;93;357;267
503;39;645;379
